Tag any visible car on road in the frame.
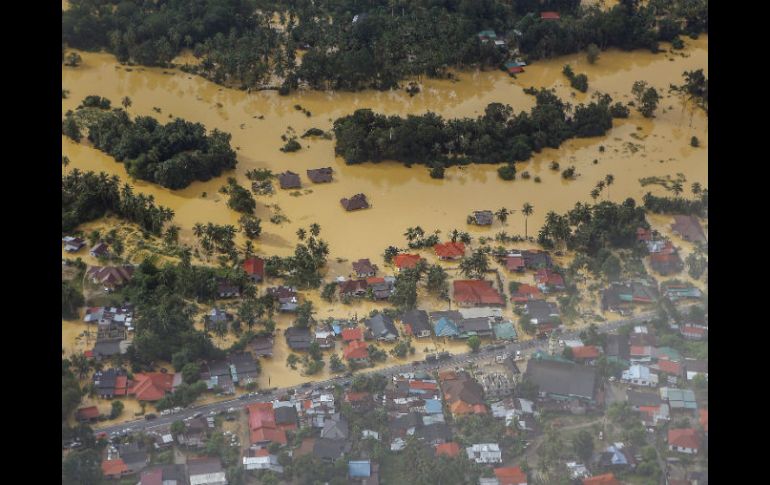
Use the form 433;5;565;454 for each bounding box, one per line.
227;407;236;413
515;350;523;361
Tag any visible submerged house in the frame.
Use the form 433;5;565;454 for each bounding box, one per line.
365;313;398;341
453;280;505;307
278;171;301;189
468;210;494;226
341;194;370;211
352;259;378;278
671;215;706;243
434;242;466;260
267;286;299;312
307;167;333;183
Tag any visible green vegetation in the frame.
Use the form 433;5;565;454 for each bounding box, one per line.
259;226;329;289
562;64;588;92
63;1;705;93
632;81;660;118
671;69;708;114
334;89;616;168
642;190;708;217
63;97;237;189
467;335;481;352
538;199;649;255
62;170;174;235
220;178;256;214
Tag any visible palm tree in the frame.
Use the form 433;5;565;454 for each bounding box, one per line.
495;207;511;224
244;240;254;257
62;156;70;168
671;181;684;197
403;227;417;243
522;203;533;239
691;182;702;195
604;174;614;200
296;228;306;240
192;223;204;238
122;96;132;111
309;223;321;237
449;229;460;243
590;188;601;201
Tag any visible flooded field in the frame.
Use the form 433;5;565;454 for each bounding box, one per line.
63;35;707;419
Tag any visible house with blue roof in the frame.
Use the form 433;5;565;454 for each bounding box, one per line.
348;460;379;483
434;317;460;338
424;399;443;414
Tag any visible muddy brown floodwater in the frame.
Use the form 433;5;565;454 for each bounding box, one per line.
63;36;707;414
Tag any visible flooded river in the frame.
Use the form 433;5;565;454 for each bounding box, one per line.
63;36;707;413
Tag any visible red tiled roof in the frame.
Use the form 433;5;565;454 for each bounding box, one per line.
668;428;699;450
102;459;128;477
393;254;422;269
76;406;100;420
450;400;474;415
540;11;560;20
571;345;601;360
344;340;369;360
435;442;461;457
639;405;660;415
505;256;525;271
495;466;528;485
582;473;620;485
242;257;265;277
699;409;708;433
535;269;565;287
254;448;271;457
130;373;173;401
114;375;129;396
247;402;288;445
366;277;385;285
84;350;94;358
453;280;505;306
409;380;438;391
510;284;542;302
630;345;652;357
656;359;682;375
434;242;465;258
342;328;363;342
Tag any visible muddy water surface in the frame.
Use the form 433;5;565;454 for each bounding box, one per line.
63;36;707;417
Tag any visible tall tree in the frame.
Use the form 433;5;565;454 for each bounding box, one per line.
522;203;534;239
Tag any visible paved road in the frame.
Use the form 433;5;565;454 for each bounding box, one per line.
93;305;692;437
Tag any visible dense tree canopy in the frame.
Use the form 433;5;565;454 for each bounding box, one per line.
62;169;174;234
63;99;237;189
63;1;707;92
334;89;616;168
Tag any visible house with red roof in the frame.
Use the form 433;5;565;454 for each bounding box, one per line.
535;269;565;292
434;242;466;260
247;402;290;447
510;284;542;303
649;252;683;276
344;391;373;411
102;459;130;480
540;11;560;20
652;358;683;383
76;406;100;423
668;428;700;454
440;371;488;416
342;327;364;342
343;340;370;364
571;345;601;364
129;373;174;401
435;441;461;458
453;280;505;307
505;256;525;272
393;253;423;271
495;466;528;485
243;257;265;283
582;473;621;485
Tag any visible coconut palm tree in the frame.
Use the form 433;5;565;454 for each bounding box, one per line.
449;229;460;243
495;207;511;224
590;188;600;201
522;203;533;239
122;96;132;111
244;240;254;257
296;228;306;240
309;223;321;237
404;227;417;243
62;156;70;168
691;182;702;195
604;174;615;200
671;181;684;197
